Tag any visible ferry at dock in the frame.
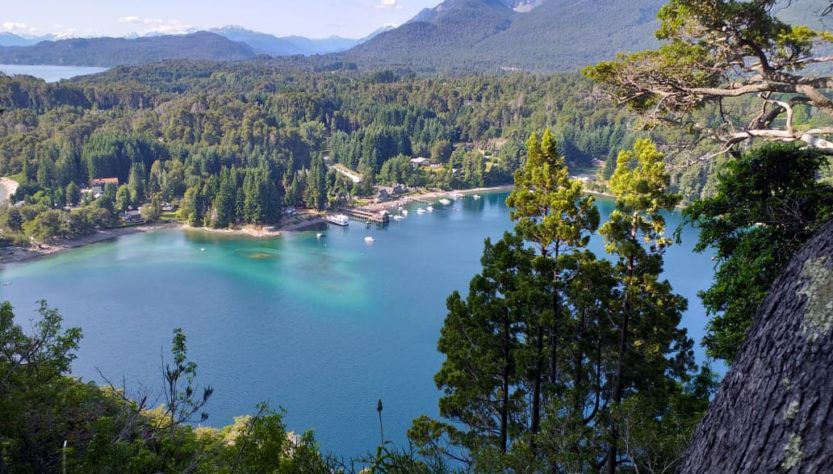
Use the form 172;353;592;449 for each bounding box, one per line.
326;214;350;226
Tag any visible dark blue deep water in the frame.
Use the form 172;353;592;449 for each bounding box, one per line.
0;192;715;458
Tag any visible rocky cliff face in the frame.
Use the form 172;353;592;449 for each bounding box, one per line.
681;219;833;473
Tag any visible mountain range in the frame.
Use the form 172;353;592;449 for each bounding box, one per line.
0;32;256;67
0;0;823;72
0;26;394;67
344;0;666;72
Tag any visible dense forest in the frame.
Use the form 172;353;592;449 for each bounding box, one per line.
6;57;828;245
0;65;645;244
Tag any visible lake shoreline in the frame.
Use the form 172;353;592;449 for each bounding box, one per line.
0;222;179;266
0;185;515;266
356;184;515;213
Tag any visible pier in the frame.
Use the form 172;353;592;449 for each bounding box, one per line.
338;208;390;224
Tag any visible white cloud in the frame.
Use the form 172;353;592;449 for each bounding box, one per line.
1;22;39;36
116;16;194;35
376;0;403;10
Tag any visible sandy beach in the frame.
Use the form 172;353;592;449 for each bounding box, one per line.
0;222;179;266
357;184;515;213
182;215;326;238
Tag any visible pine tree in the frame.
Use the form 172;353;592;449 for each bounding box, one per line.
409;233;547;465
505;130;599;439
212;168;235;228
599;139;692;473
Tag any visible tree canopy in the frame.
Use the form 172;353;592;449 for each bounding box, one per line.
584;0;833;154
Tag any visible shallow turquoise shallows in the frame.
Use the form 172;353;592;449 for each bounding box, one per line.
0;192;714;458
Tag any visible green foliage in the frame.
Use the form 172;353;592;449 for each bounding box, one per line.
685;143;833;362
583;0;833;156
412;134;706;472
0;301;456;472
2;67;677;238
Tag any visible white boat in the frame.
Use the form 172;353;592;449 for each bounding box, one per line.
473;194;481;200
402;209;409;216
393;215;405;221
316;232;325;239
417;208;426;214
364;236;375;243
439;198;451;205
427;206;434;212
326;214;349;226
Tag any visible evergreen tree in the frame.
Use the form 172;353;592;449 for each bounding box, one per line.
505;129;599;440
65;182;81;207
128;162;147;205
305;155;327;210
412;233;541;460
685;143;833;362
599;139;693;473
211;168;235;228
115;185;131;213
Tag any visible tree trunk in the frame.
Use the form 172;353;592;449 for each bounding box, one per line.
681;219;833;473
531;323;543;440
607;253;635;474
501;308;510;453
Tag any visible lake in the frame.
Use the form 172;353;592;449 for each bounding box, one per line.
0;64;108;82
0;192;715;459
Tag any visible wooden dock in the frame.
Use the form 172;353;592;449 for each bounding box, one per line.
339;208;389;224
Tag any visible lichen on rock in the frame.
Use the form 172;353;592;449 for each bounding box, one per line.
784;400;799;421
782;434;803;470
798;257;833;342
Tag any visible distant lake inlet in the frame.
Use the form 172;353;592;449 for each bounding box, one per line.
0;64;108;82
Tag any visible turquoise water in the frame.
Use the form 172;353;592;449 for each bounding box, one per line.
0;193;715;458
0;64;108;82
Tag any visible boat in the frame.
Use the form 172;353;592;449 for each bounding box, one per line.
438;198;451;205
326;214;349;226
427;206;434;212
364;236;375;243
402;210;409;216
417;208;426;214
316;232;325;239
393;215;405;221
450;191;463;198
473;194;481;200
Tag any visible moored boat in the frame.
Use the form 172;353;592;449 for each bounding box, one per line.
326;214;349;226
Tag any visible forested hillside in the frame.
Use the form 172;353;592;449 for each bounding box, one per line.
345;0;665;72
0;64;663;243
344;0;829;72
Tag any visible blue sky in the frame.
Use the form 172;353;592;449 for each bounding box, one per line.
1;0;443;39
